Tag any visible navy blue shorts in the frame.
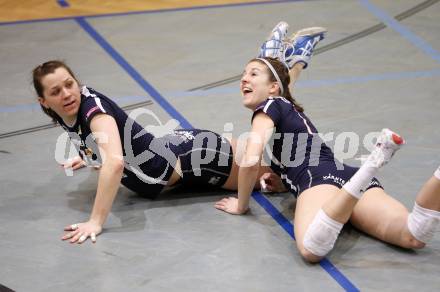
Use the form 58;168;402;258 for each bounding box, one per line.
175;129;233;187
284;161;383;197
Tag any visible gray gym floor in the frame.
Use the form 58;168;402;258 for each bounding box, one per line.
1;0;439;291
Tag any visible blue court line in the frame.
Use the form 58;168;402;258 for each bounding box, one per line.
75;16;358;291
251;191;295;239
162;68;440;98
0;96;147;113
0;103;41;113
0;0;307;26
252;192;360;292
293;68;440;87
359;0;440;63
75;17;192;129
57;0;70;8
5;68;439;114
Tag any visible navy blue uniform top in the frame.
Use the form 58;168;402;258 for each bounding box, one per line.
253;96;336;189
57;86;186;198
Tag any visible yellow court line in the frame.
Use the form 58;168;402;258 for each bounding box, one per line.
0;0;271;22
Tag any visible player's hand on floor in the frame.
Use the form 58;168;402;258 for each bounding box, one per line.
61;156;86;171
62;221;102;244
215;196;248;215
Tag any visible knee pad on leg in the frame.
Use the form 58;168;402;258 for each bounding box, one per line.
407;203;440;243
303;209;344;257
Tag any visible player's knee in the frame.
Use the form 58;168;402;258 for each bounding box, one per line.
406;203;439;248
407;237;426;249
301;209;343;261
399;232;426;249
297;245;324;263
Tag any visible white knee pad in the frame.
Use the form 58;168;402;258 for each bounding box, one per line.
407;203;440;243
303;209;344;257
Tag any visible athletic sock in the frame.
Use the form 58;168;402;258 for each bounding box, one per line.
343;129;403;199
343;163;377;199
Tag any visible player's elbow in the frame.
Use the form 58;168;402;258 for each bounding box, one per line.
241;161;260;175
105;156;125;175
240;154;260;169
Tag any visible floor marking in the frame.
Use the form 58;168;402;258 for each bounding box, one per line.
57;0;70;8
188;0;440;91
252;192;360;291
0;0;307;26
359;0;440;63
0;100;153;139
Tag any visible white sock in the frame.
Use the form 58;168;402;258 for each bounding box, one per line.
407;202;440;243
343;164;377;199
434;166;440;180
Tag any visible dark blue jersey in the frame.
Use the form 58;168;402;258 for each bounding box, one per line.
253;96;336;190
57;86;186;198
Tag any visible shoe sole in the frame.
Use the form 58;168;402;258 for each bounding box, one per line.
267;21;289;41
289;26;327;41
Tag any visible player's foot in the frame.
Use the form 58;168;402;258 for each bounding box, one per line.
259;21;289;60
365;128;404;168
283;27;327;69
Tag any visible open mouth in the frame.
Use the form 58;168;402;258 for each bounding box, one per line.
242;87;253;95
64;100;76;108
